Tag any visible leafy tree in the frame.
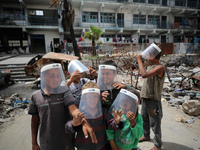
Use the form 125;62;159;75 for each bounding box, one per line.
85;26;103;56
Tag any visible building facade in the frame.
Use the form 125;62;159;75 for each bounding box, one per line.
0;0;199;54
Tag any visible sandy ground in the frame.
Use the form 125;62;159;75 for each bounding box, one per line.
0;83;200;150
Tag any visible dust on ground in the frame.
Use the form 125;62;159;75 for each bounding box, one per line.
0;82;200;150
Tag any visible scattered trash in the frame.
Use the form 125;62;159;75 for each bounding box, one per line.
174;115;186;123
0;93;30;125
186;118;195;124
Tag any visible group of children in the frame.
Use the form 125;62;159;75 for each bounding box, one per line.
65;59;143;150
29;43;164;150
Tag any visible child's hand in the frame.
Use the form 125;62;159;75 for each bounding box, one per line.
101;91;109;101
72;112;85;127
126;111;136;128
70;70;81;82
113;82;126;89
112;109;123;124
88;67;97;77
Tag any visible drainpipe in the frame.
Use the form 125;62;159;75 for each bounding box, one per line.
153;8;155;42
121;6;122;43
19;0;24;25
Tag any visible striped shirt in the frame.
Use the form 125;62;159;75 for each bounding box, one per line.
65;108;121;150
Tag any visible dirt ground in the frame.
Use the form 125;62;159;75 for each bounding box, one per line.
0;83;200;150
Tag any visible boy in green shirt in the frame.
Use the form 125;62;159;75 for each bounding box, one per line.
106;89;143;150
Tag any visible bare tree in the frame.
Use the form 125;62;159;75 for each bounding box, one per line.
50;0;81;59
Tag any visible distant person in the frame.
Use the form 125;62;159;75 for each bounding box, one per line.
136;44;165;150
28;63;97;150
60;41;64;53
50;41;53;52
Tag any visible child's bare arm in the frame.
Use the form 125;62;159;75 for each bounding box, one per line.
112;108;123;124
109;139;119;150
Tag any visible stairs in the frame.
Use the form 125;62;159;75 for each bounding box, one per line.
0;64;37;82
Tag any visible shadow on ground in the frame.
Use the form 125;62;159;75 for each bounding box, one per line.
162;142;194;150
0;83;36;98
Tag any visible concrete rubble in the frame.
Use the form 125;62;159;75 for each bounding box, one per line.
0;93;29;125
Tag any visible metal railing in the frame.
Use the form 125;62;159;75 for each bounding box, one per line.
0;16;198;30
76;0;199;9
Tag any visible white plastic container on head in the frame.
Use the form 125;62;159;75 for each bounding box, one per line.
109;89;138;117
68;59;89;75
141;43;161;60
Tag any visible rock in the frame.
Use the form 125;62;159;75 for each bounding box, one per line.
25;47;29;54
18;47;25;54
11;49;19;54
4;99;12;105
182;100;200;116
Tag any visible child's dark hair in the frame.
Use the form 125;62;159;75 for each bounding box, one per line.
102;60;117;68
123;89;139;117
154;43;162;60
155;51;162;60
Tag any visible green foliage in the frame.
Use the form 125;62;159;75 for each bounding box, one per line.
85;26;103;41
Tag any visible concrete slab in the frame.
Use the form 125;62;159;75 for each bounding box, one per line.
0;54;39;65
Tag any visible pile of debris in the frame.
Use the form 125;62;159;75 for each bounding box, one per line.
162;64;200;118
0;93;29;125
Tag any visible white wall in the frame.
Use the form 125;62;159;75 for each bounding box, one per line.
28;30;60;53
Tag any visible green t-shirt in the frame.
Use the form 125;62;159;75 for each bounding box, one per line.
106;113;143;149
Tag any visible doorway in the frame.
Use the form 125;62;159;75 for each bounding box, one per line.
161;35;166;43
117;13;124;27
161;16;167;28
30;34;45;53
53;38;60;52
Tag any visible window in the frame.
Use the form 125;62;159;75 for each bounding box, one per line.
133;15;146;24
148;15;160;25
175;0;186;6
3;7;25;20
148;0;160;4
101;13;115;23
133;0;145;3
29;10;44;16
23;40;28;46
101;34;115;38
82;12;98;23
148;35;159;39
8;40;20;47
187;0;197;8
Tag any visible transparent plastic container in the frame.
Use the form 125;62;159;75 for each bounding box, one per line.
141;43;161;60
68;59;89;75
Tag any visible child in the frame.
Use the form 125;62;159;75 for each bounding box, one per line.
65;82;124;150
136;43;164;150
67;63;97;107
28;63;97;150
106;89;143;150
99;60;140;110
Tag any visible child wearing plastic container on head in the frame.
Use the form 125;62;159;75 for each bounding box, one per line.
98;60;141;111
67;59;98;107
65;81;124;150
28;63;97;150
106;89;143;150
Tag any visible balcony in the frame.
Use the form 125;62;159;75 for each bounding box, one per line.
0;15;59;26
0;15;197;31
73;18;197;30
74;0;199;8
